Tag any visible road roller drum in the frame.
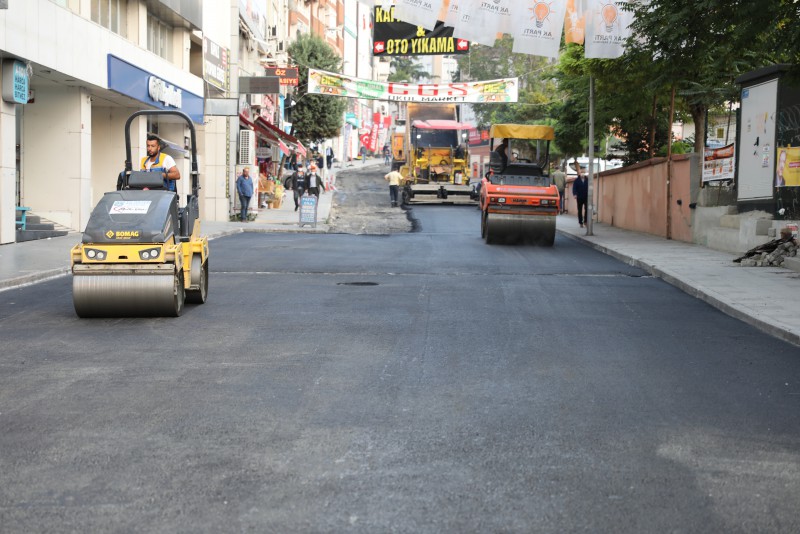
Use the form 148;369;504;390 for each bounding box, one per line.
70;110;208;317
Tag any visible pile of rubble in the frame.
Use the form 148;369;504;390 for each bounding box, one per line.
734;227;798;267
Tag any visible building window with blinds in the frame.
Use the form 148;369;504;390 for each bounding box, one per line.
147;14;174;61
90;0;127;38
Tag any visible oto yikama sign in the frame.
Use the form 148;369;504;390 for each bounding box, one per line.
373;6;469;56
308;69;518;104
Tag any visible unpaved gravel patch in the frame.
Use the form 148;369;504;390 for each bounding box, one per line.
327;165;414;234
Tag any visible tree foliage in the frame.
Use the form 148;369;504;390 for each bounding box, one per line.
388;57;427;82
455;2;799;164
456;37;556;129
288;33;346;143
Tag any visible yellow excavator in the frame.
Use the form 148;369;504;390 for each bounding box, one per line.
70;110;208;317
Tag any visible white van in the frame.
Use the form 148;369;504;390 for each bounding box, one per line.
565;157;623;178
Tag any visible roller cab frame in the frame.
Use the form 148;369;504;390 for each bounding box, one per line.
70;110;209;317
479;124;560;246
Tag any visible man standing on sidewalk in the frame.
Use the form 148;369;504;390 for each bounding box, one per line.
236;167;254;222
572;167;588;228
384;169;404;207
551;165;566;213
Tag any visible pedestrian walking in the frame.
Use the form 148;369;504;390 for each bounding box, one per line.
551;165;566;213
572;166;588;228
236;167;254;221
383;144;391;166
285;167;307;211
360;145;367;164
384;169;404;207
326;146;334;170
307;164;325;197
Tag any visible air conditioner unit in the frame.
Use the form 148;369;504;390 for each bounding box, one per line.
239;129;255;165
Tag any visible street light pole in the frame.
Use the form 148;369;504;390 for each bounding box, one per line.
586;75;595;236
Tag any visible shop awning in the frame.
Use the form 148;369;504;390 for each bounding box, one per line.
240;112;279;144
255;116;300;148
412;120;474;130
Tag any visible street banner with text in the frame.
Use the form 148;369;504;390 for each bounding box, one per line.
511;0;567;58
450;0;514;46
584;0;633;59
392;0;446;31
373;6;469;56
308;69;518;103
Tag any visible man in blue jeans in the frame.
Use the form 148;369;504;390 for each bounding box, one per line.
236;167;254;221
572;167;588;228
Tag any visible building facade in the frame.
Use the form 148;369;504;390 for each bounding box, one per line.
0;0;378;243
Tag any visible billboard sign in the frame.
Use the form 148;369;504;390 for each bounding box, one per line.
373;6;469;56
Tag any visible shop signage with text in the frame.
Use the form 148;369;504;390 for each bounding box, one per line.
264;67;299;86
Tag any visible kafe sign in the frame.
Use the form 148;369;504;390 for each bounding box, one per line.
148;76;182;108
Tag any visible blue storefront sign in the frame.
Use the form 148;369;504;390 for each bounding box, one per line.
107;55;203;123
2;59;29;104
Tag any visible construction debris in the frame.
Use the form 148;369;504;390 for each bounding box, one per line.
734;227;798;266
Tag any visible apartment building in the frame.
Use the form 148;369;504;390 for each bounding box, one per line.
0;0;380;243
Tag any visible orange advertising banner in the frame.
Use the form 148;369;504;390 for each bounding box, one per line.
564;0;585;44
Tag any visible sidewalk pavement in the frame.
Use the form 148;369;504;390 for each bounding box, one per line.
1;169;798;346
557;214;800;347
0;158;386;290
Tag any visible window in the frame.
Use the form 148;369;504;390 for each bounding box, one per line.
90;0;127;38
148;14;174;61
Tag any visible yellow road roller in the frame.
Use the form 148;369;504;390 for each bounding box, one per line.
71;110;208;317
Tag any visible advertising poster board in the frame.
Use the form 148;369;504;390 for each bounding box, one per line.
299;194;317;227
776;146;800;187
703;143;736;182
737;79;777;201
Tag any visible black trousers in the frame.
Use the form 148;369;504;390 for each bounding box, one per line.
576;198;588;225
389;185;399;205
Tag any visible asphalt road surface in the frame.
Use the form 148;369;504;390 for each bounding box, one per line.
1;177;799;532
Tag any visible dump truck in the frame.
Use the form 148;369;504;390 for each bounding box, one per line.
398;103;473;204
478;124;560;245
70;110;209;317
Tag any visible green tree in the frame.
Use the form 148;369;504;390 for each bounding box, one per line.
388;56;427;82
627;0;773;154
288;33;346;143
456;37;555;128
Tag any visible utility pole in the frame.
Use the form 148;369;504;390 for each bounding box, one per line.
666;84;676;240
586;76;595;236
